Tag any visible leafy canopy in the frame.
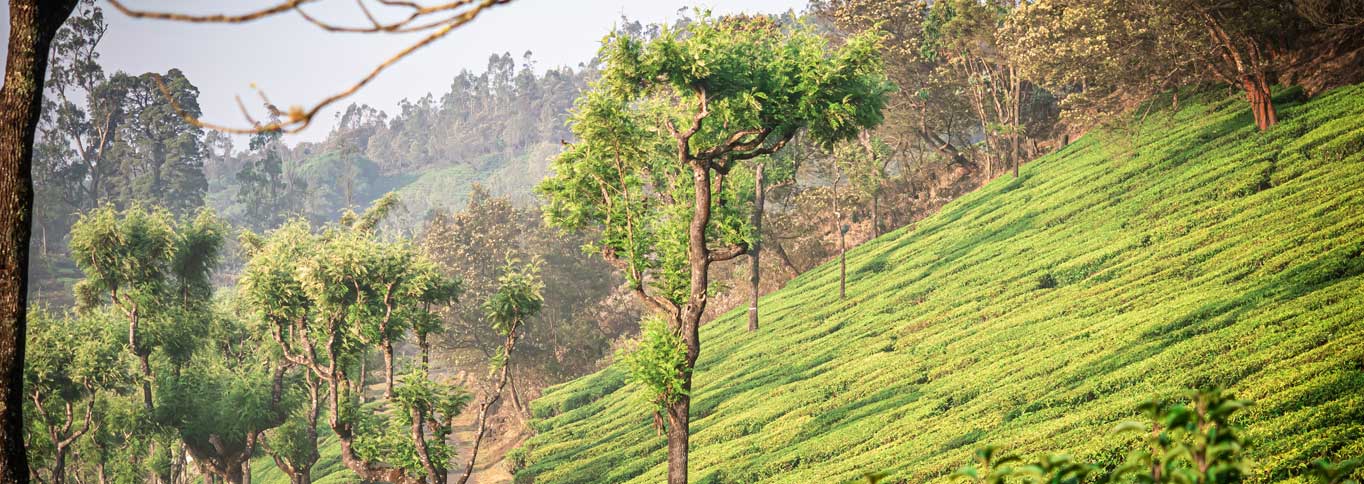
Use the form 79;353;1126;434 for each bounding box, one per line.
539;13;892;306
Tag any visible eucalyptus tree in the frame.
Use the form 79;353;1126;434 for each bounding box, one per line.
538;14;890;483
241;198;466;484
456;258;543;484
69;205;291;484
23;309;126;484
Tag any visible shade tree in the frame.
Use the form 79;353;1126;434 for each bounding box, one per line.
240;198;467;484
68;205;294;484
537;13;890;483
22;309;126;484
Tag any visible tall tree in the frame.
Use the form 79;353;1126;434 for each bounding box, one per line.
456;258;543;484
538;14;890;483
1;3;82;481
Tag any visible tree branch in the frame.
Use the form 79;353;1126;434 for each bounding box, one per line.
109;0;512;134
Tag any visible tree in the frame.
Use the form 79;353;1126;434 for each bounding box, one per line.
23;309;125;484
3;3;511;480
538;14;890;483
1005;0;1309;132
241;198;466;484
1;3;83;480
235;121;306;231
814;0;979;174
70;205;292;484
456;258;543;484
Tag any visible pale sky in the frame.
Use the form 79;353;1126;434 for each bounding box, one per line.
3;0;807;144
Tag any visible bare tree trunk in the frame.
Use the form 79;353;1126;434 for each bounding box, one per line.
665;398;691;484
382;341;394;399
748;162;765;332
1243;76;1277;131
1;3;78;482
457;326;521;484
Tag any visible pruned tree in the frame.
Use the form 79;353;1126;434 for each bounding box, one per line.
241;198;466;484
69;205;292;484
22;309;126;484
537;13;890;483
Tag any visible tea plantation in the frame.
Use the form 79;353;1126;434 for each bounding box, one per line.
515;84;1364;483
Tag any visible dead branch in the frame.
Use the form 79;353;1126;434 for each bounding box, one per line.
108;0;512;134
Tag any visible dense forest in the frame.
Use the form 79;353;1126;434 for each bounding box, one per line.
1;1;1363;484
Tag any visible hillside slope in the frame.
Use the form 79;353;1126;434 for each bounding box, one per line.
517;85;1364;484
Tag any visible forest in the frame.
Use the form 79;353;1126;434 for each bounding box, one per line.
1;1;1362;484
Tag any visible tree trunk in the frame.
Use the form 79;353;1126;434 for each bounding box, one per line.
382;341;394;399
1243;77;1277;131
1;3;78;483
871;194;880;237
747;163;765;332
457;327;520;484
665;398;691;484
355;349;367;404
49;448;66;484
839;225;847;300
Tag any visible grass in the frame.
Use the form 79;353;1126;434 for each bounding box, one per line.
515;84;1364;484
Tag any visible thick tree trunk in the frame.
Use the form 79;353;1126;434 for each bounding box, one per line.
1243;77;1277;131
1;3;77;483
747;163;765;332
665;398;690;484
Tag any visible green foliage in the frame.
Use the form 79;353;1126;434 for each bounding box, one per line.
519;85;1364;483
955;389;1250;483
484;257;545;337
619;318;691;426
538;12;891;304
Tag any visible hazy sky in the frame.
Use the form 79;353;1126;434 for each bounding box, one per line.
3;0;806;144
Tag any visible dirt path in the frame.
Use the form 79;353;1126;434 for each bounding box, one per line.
441;370;531;484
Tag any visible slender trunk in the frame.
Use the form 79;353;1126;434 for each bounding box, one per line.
418;332;429;367
456;328;520;484
834;175;846;299
50;449;66;484
1;3;77;482
95;463;108;484
355;349;367;404
382;341;394;399
829;172;840;301
871;194;880;237
748;163;765;332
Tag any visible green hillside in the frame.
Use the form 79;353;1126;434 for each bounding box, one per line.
516;85;1364;483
